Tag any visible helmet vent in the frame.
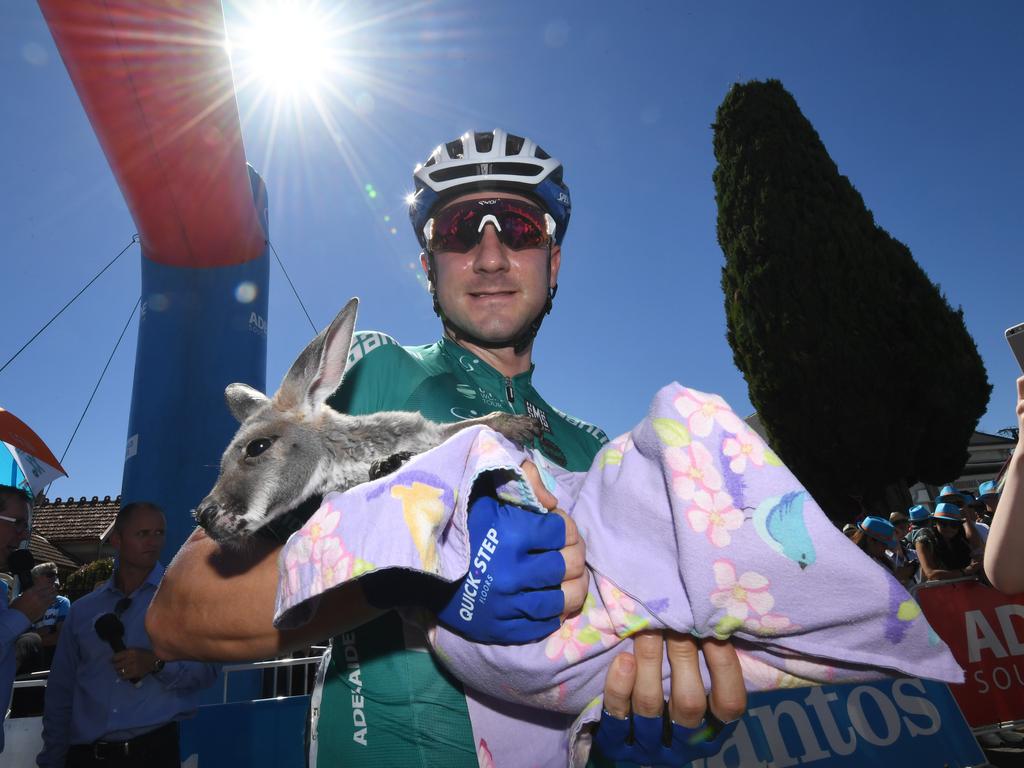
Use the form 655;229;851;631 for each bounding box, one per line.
534;146;550;160
474;132;494;153
505;134;525;155
491;161;543;177
445;139;465;159
428;161;544;184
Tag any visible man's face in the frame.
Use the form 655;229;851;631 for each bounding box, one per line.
111;506;166;571
893;520;910;539
0;492;30;570
422;192;561;346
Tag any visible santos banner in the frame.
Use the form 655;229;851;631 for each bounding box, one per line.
915;578;1024;727
687;678;983;768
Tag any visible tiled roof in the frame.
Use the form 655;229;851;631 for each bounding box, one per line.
32;495;119;542
28;532;79;570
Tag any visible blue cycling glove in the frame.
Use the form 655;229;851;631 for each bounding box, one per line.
436;494;567;644
360;495;567;645
594;706;737;766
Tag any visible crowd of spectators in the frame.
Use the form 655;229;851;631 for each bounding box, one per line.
843;480;1001;589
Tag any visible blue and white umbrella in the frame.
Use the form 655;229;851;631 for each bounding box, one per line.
1;407;67;498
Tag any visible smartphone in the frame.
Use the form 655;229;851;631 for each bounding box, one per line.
1007;323;1024;373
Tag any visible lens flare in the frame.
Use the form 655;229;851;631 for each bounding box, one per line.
235;281;259;303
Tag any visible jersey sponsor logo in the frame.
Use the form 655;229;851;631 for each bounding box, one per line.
458;355;477;373
340;632;368;746
451;407;482;420
347;332;398;368
455;384;477;400
554;407;609;443
524;399;551;433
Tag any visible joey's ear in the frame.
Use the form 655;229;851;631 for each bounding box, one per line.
225;383;269;423
277;297;358;410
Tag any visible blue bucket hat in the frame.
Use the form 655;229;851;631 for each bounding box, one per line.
937;485;973;505
978;480;1000;501
858;516;898;548
908;504;931;523
932;502;964;522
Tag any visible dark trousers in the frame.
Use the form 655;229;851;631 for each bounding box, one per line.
65;721;180;768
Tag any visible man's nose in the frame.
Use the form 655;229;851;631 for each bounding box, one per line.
473;224;510;271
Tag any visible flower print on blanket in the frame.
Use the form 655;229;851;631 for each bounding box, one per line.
722;428;766;474
685;489;744;548
673;388;744;437
666;442;722;499
274;383;963;768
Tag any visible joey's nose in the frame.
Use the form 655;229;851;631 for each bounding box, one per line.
195;502;219;530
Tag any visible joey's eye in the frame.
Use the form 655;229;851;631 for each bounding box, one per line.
245;438;275;458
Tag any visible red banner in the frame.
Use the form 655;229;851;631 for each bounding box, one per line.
915;579;1024;727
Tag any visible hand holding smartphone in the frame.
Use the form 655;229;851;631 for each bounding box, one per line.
1006;323;1024;373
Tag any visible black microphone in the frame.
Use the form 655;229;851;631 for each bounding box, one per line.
95;613;126;652
95;613;141;684
8;548;35;592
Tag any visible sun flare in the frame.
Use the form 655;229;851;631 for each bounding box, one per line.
228;2;339;100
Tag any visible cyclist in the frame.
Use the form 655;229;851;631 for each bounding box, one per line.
149;129;745;766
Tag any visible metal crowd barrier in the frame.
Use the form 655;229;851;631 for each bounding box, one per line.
11;645;329;704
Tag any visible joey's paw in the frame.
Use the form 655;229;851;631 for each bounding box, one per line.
369;451;415;480
485;413;544;446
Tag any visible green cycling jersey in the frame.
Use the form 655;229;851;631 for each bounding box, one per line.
332;332;607;470
309;331;607;768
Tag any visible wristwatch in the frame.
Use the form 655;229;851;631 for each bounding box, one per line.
153;657;166;674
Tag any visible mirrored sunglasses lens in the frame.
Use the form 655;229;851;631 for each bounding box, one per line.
498;210;547;249
432;207;478;253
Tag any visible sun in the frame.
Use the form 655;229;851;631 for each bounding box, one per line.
228;1;340;100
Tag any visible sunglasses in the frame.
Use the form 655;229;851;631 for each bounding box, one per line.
935;519;961;528
0;514;30;533
424;198;555;254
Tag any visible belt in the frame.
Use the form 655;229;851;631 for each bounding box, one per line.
68;721;179;761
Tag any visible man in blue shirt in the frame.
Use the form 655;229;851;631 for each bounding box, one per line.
1;485;59;754
30;563;71;636
38;502;218;767
20;561;71;672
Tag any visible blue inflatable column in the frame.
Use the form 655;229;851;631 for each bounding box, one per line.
121;168;270;562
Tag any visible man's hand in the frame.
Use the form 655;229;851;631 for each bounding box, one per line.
112;648;159;681
434;460;587;644
520;459;588;618
11;582;58;624
595;630;746;766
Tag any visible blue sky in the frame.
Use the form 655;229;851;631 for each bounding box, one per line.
1;1;1021;502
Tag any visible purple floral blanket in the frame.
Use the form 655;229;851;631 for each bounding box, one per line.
275;383;962;767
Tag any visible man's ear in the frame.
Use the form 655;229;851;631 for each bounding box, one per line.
549;244;562;289
420;251;435;292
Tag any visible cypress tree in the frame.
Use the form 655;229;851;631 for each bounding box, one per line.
712;79;990;521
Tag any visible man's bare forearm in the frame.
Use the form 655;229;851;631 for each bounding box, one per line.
146;528;380;662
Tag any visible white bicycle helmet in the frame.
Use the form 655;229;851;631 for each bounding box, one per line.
409;129;571;248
